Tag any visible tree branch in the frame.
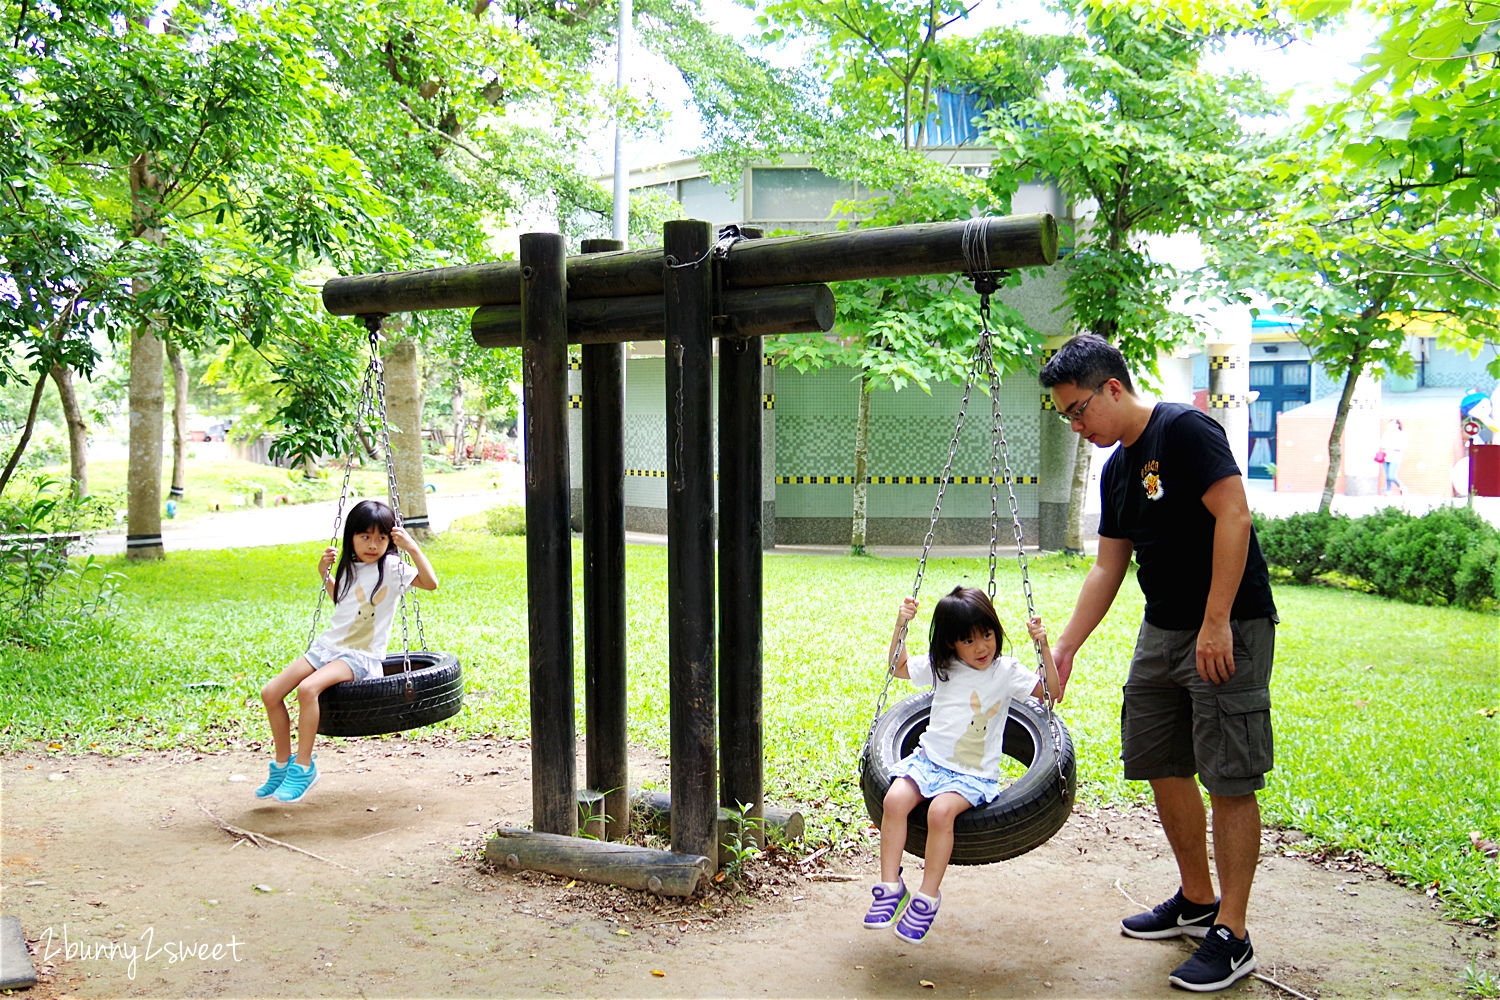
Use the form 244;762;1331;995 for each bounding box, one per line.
197;801;358;871
397;100;492;163
12;0;27;50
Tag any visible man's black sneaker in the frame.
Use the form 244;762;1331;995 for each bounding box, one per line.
1169;924;1257;992
1121;889;1220;939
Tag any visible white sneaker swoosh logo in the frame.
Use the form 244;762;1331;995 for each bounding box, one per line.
1176;915;1205;926
1230;952;1251;971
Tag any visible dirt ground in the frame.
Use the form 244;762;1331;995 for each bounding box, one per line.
2;738;1491;999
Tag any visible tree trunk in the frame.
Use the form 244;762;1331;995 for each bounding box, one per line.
0;375;49;497
383;334;430;539
50;364;88;499
1065;433;1090;553
485;828;710;898
354;424;378;463
126;325;165;559
167;342;187;500
451;376;465;467
126;152;165;560
1320;356;1365;515
471;412;486;460
850;373;872;555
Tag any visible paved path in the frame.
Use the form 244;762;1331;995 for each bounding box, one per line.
79;491;515;558
1245;477;1500;523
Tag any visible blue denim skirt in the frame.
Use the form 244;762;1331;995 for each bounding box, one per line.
892;749;1002;807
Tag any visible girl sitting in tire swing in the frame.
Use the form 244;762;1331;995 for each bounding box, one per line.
256;500;439;804
864;586;1060;943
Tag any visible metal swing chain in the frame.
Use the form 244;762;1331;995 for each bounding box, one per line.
870;341;990;725
305;352;380;651
364;323;422;692
866;223;1068;788
974;290;1067;785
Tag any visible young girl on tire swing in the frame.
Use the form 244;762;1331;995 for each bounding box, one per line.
256;499;438;804
864;586;1060;943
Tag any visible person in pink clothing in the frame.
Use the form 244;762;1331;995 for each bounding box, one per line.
1379;419;1408;494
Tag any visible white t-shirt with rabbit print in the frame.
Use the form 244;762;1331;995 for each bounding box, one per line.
907;653;1038;779
316;556;419;660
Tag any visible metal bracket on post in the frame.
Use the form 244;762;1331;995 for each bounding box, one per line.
358;313;388;342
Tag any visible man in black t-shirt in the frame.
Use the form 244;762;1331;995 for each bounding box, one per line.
1040;334;1277;994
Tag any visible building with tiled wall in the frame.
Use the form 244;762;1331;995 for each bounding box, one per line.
570;151;1079;547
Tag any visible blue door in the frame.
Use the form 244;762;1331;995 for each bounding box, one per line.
1248;361;1311;479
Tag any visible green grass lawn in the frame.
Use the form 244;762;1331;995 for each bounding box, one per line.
1;531;1495;926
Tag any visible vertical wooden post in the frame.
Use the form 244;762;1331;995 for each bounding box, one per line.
521;232;576;836
662;220;718;864
579;237;630;842
718;331;764;840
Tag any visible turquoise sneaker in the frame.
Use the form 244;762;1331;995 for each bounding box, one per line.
274;759;319;803
254;758;291;799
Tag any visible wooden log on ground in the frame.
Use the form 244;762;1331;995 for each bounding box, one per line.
322;215;1057;316
632;790;805;854
471;284;835;347
485;828;711;897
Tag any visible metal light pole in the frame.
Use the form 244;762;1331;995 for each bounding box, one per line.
612;0;631;246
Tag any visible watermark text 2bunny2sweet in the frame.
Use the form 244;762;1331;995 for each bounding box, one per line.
36;924;246;981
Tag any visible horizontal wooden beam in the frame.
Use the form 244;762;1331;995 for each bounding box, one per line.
471;284;835;347
485;827;711;897
322;214;1056;317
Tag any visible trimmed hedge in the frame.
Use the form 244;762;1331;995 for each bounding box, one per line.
1253;510;1344;583
1257;504;1500;610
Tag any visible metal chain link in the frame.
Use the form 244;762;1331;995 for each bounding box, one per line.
305;355;379;650
871;340;989;724
363;323;419;692
975;293;1067;784
868;253;1068;786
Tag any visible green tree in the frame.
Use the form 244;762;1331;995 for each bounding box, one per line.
981;0;1283;546
1306;0;1499;286
748;1;1063;552
758;0;975;150
3;0;690;526
0;0;391;552
1210;3;1500;513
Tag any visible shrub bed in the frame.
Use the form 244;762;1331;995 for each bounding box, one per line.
1258;504;1499;610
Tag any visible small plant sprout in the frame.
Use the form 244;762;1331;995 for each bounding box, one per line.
719;801;765;881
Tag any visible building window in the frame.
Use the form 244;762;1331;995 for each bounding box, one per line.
750;167;856;221
678;176;741;225
631;177;739;225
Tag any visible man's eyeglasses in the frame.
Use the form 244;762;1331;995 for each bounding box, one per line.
1056;386;1104;424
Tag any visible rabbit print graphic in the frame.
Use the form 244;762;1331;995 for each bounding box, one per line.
339;584;389;652
950;691;1002;771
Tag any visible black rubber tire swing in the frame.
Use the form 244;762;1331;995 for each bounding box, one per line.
860;691;1076;865
318;651;464;737
311;315;463;738
859;250;1076;865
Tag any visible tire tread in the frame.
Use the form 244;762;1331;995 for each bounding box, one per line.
316;651;464;737
860;691;1076;865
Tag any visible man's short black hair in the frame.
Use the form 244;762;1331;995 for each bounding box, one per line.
1038;334;1135;394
